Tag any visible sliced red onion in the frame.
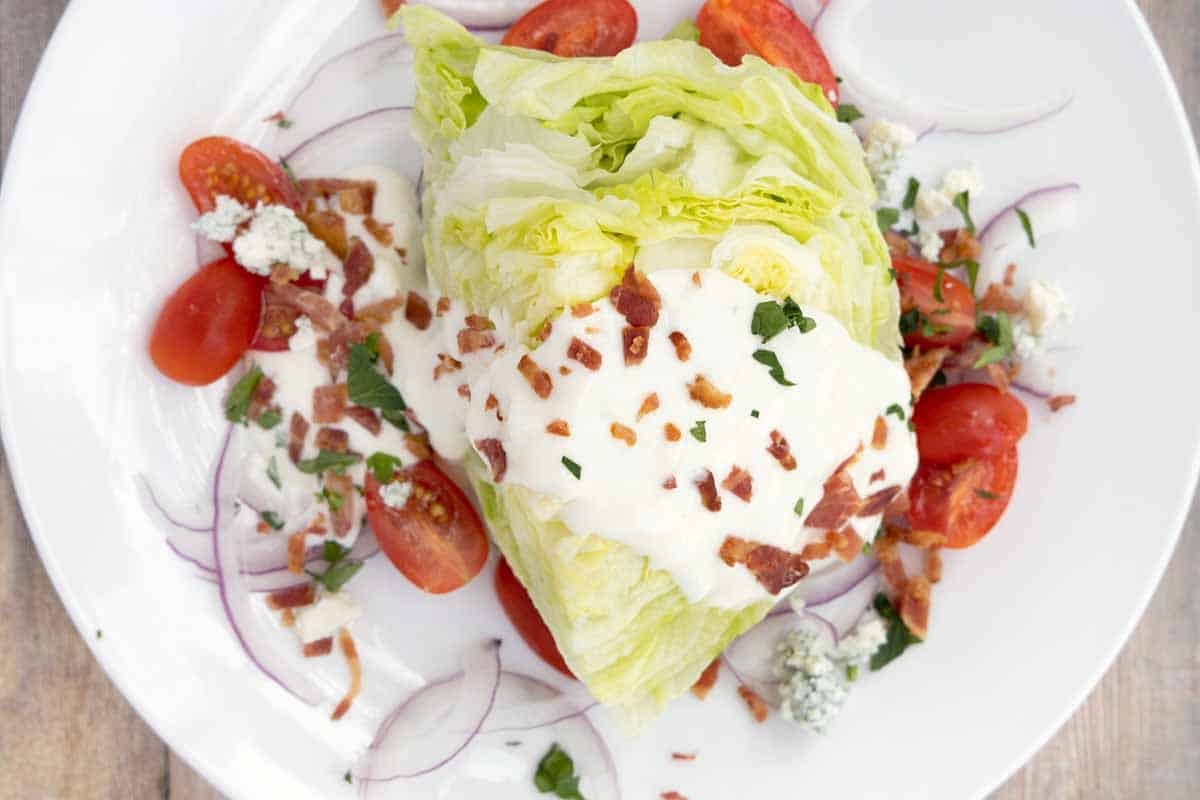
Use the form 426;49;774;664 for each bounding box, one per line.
1011;381;1052;400
282;107;422;185
789;0;828;28
727;612;836;692
782;556;878;608
924;96;1074;138
169;525;380;577
408;0;540;28
211;426;325;705
141;476;211;533
481;693;598;733
808;567;882;637
977;182;1082;248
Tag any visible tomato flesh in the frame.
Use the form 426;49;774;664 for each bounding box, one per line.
148;257;264;385
495;559;574;678
178;136;301;215
697;0;839;105
502;0;637;57
913;384;1028;465
893;255;977;348
365;462;489;594
908;446;1018;549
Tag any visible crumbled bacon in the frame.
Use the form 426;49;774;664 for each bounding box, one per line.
324;472;357;538
345;405;382;436
622;326;650;365
464;314;493;331
899;576;931;640
457;384;470;399
566;337;602;370
537;320;553;342
458;325;496;354
610;422;637;446
517;355;553;399
687;375;732;409
270;263;302;284
546;419;570;437
257;298;301;342
356;295;404;327
287;531;308;574
662;476;677;490
436;297;451;316
303;637;334;658
609;265;661;327
858;485;901;517
694;470;722;512
1048;394;1077;412
558;366;571;376
668;331;692;362
433;352;463;381
266;583;316;610
637;393;659;421
476;438;507;482
1003;263;1017;287
939;228;982;263
874;529;907;593
896;527;947;548
884;229;915;258
331;628;362;721
374;330;396;375
363;217;393;246
280;609;296;627
301;210;348;259
324;320;372;377
721;466;753;502
671;753;696;762
298;177;374;208
805;464;863;530
404;291;432;331
664;423;682;442
719;535;810;594
662;792;689;800
288;412;310;464
799;541;832;560
246;376;278;424
767;430;797;471
979;283;1023;313
570;302;595;317
985;362;1012;393
485;394;502;421
336;183;375;215
691;271;702;287
266;282;348;332
737;686;770;724
905;346;950;401
925;548;943;583
314;426;350;454
312;384;348;424
869;469;886;483
871;416;888;450
339;238;375;315
405;434;433;461
691;659;720;699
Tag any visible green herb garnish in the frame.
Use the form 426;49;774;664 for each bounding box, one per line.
316;488;344;512
870;593;922;670
561;456;582;480
974;488;999;500
310;560;362;593
898;307;922;336
366;452;404;483
885;403;906;421
690;420;707;443
534;744;586;800
952;191;976;234
933;265;947;303
296;449;360;476
973;312;1014;368
224;365;264;424
837;103;864;124
902;177;920;210
942;258;980;294
752;349;795;386
260;510;284;530
793;497;805;517
347;343;408;429
876;206;900;232
750;409;760;418
266;456;281;490
323;541;351;563
750;297;816;342
256;408;282;430
1016;207;1036;247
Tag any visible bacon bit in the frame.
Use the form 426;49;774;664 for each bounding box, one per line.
737;686;770;724
256;520;271;535
978;282;1023;314
363;216;393;246
269;262;302;285
874;529;907;593
535;319;554;343
436;297;451;316
314;426;350;454
312;384;348;424
670;753;696;762
1003;263;1017;288
458;327;496;354
457;384;471;399
636;393;660;421
906;346;950;401
331;628;362;721
339;239;374;314
517;355;553;399
305;513;328;537
570;302;595;317
896;527;948;548
799;541;832;560
664;422;682;442
884;229;915;258
345;406;382;436
858;485;901;517
464;314;494;331
546;419;571;437
899;576;931;640
721;466;753;502
925;547;943;584
662;476;677;490
325;320;373;376
303;637;334;658
719;535;810;594
662;793;689;800
246;376;277;423
884;489;911;521
830;527;864;562
266;583;316;610
869;469;886;484
324;472;357;538
566;337;602;370
584;326;601;335
610;265;661;327
984;362;1011;393
336;183;375;215
280;609;296;627
1048;394;1077;412
691;659;720;699
404;292;432;331
767;430;797;471
405;434;433;462
558;366;571;376
287;531;308;574
694;470;722;512
610;422;637;447
301;210;348;259
298;177;373;205
433;352;463;381
288;412;310;464
622;326;650;365
356;295;404;327
258;298;301;341
375;331;396;376
805;468;862;530
668;331;692;362
266;282;348;332
870;416;888;450
692;271;703;287
485;394;500;414
687;375;731;409
939;227;982;263
476;438;507;482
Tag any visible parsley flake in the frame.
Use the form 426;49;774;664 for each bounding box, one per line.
534;744;586;800
266;456;281;490
224;365;264;424
836;103;864;124
260;510;284;530
885;403;906;421
750;297;816;342
752;349;795;386
942;258;980;294
689;420;707;442
973;312;1014;368
296;449;360;476
952;191;976;234
933;265;947;303
343;772;353;785
256;408;282;430
876;206;900;232
870;593;922;670
316;488;344;512
974;488;999;500
366;452;404;484
1016;207;1036;247
902;177;920;210
310;560;362;593
793;497;805;517
348;343;408;430
561;456;582;480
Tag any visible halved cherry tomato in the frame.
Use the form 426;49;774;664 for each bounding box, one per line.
495;558;574;678
178;136;301;215
249;272;327;351
697;0;838;105
502;0;637;57
893;255;977;349
365;462;489;594
908;446;1018;549
913;383;1028;465
148;257;265;385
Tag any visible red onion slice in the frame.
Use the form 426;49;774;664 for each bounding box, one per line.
808;567;882;637
977;182;1082;248
283;107;422;186
783;555;878;608
724;612;837;704
170;526;380;579
141;476;212;533
407;0;541;28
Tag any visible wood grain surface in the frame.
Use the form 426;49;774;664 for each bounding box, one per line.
1;2;1197;798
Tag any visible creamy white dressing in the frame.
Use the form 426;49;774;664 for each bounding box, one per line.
464;270;918;609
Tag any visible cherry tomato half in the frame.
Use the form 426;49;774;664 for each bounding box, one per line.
148;257;264;386
495;558;574;678
502;0;637;57
893;255;977;349
178;136;301;215
697;0;839;105
908;446;1018;549
365;462;489;594
913;383;1028;465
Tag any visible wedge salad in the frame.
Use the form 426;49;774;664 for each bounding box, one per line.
144;0;1078;795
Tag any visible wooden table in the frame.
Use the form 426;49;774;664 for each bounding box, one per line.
2;1;1197;797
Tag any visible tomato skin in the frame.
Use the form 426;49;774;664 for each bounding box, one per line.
178;136;301;215
495;559;574;678
893;255;977;348
697;0;838;105
913;384;1028;465
502;0;637;57
908;446;1018;549
365;463;489;594
148;257;264;385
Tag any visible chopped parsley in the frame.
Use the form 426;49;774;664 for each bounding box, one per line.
561;456;582;480
869;593;922;670
266;456;281;490
902;177;920;210
750;409;760;418
974;488;999;500
366;452;404;483
689;420;707;442
952;191;976;234
898;307;922;336
256;408;282;430
343;771;353;785
534;744;586;800
933;265;947;302
847;664;859;682
752;349;795;386
259;510;284;530
876;206;900;232
296;449;360;476
323;541;351;562
793;497;805;517
836;103;864;124
347;343;409;431
942;258;980;294
224;365;264;424
750;297;816;342
95;629;103;640
279;157;298;188
973;312;1014;368
1016;207;1036;247
930;370;948;388
885;403;906;421
308;540;361;593
316;488;344;512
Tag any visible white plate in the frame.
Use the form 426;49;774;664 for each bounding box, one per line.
2;1;1198;798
